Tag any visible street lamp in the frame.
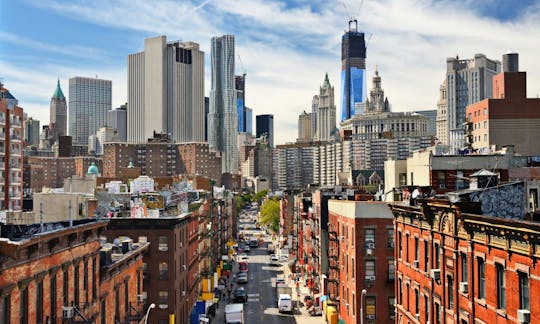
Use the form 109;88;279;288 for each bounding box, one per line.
143;303;156;324
360;289;367;324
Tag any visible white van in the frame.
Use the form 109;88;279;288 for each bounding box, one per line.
278;294;292;313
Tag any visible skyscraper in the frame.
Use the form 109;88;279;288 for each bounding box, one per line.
108;103;127;141
208;35;238;174
314;73;336;141
50;79;67;140
68;76;112;145
256;114;274;148
127;36;205;143
437;54;500;150
24;116;40;148
297;110;312;142
341;19;367;122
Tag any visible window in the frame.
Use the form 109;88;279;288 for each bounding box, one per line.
434;243;440;268
424;295;429;322
365;260;375;279
478;258;485;299
115;288;120;321
398;232;403;259
352;258;355;278
398;278;403;304
414;237;419;263
84;260;89;302
406;284;410;309
158;236;168;251
387;229;394;248
483;121;487;129
125;282;129;315
100;299;106;324
456;170;465;190
365;296;376;318
388;259;395;281
519;271;530;310
1;295;10;324
352;293;355;315
388;297;395;317
435;303;441;324
447;276;454;309
93;257;98;300
158;291;169;308
424;240;429;272
74;263;79;306
63;270;69;306
496;264;506;309
36;281;43;324
399;173;407;186
20;286;28;324
461;253;468;284
437;172;446;189
159;262;169;279
483;108;487;116
365;229;375;247
415;289;420;315
405;234;409;262
51;275;57;321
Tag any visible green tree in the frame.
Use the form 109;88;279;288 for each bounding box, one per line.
260;198;280;233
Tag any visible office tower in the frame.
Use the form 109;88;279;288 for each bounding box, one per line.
298;111;312;142
236;74;246;132
314;73;336;141
208;34;238;174
108;103;127;141
50;79;67;140
68;76;112;145
128;36;205;143
340;19;367;122
204;97;209;141
0;82;24;210
245;107;253;135
414;110;437;137
436;54;500;150
24;116;40;147
256;114;274;148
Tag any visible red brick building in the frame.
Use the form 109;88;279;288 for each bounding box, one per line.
328;200;395;323
104;213;199;323
0;219;148;323
466;59;540;155
391;199;539;324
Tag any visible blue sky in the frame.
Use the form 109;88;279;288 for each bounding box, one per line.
1;0;540;144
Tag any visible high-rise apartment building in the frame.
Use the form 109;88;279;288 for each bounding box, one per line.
108;103;127;141
128;36;205;143
256;114;274;148
24;116;40;148
341;19;367;122
68;76;112;145
208;34;238;174
314;74;336;141
0;82;24;210
236;74;253;134
50;79;67;141
436;54;500;151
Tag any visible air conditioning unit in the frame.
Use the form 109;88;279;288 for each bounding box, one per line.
137;294;147;303
389;315;395;320
459;282;468;294
413;260;419;268
415;313;420;320
365;275;376;281
517;309;530;323
339;236;345;241
62;306;74;319
182;264;187;270
182;291;186;297
430;269;440;281
367;242;375;249
367;314;376;320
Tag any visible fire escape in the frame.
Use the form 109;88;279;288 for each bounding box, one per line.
328;227;340;303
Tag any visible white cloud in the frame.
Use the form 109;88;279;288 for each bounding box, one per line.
10;0;540;145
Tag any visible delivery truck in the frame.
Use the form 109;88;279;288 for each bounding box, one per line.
225;303;244;324
276;283;293;306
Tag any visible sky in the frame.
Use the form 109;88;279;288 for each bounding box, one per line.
1;0;540;145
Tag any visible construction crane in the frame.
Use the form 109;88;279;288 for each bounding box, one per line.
237;52;246;75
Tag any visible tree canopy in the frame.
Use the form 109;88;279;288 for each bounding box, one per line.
260;198;280;233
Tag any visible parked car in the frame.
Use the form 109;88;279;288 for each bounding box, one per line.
270;255;280;266
278;294;292;313
279;255;289;262
237;272;248;284
239;262;248;272
233;288;248;303
239;253;249;261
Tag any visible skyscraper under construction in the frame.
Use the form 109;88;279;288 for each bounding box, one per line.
340;19;367;122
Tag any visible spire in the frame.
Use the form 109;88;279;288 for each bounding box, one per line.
52;79;65;99
323;73;331;88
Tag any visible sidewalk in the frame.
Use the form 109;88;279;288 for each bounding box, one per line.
282;261;326;324
212;260;238;323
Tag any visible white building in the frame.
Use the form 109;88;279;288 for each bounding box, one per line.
131;176;155;194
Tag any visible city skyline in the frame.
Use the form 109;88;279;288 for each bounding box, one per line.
1;0;540;145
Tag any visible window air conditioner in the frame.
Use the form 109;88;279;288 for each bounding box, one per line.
413;260;419;268
367;242;375;249
367;314;376;320
430;269;440;281
62;306;74;319
365;275;376;281
415;313;420;320
459;282;468;294
517;309;530;323
182;265;187;270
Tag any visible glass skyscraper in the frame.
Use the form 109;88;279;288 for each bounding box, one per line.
208;35;239;174
68;77;112;145
341;19;367;122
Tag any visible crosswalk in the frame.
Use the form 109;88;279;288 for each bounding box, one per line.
248;293;260;302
